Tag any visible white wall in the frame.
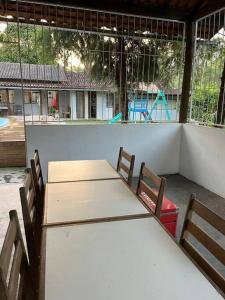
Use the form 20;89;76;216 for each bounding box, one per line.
26;123;182;181
70;91;76;119
84;92;89;119
24;103;40;116
96;92;113;120
180;124;225;198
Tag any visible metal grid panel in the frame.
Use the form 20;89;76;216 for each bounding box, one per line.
190;8;225;126
0;1;185;124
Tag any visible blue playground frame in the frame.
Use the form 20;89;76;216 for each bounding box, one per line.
129;90;171;122
109;90;171;123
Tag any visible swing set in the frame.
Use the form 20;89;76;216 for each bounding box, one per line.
109;90;171;123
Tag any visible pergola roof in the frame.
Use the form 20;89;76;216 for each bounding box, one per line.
2;0;224;21
0;1;224;40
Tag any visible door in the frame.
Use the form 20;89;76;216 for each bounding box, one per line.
88;91;96;118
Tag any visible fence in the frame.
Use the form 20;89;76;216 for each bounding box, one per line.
0;2;185;124
190;7;225;127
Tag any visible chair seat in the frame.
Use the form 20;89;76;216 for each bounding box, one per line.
140;190;178;214
140;191;178;237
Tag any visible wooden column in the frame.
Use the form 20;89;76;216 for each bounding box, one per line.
6;89;10;115
179;21;195;123
216;60;225;125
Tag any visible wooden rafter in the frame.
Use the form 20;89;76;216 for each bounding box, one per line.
0;1;185;38
0;1;222;39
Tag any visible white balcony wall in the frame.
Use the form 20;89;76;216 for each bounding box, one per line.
26;123;182;181
180;124;225;198
26;122;225;198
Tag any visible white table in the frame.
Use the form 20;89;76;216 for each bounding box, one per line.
44;179;149;226
40;218;223;300
48;160;120;183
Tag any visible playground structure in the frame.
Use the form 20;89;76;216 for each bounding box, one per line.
109;90;171;123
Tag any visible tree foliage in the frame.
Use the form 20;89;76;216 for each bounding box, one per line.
191;38;225;124
52;30;183;89
0;24;56;64
0;23;185;118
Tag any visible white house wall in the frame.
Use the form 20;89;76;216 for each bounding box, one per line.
24;103;40;116
96;92;113;120
70;91;77;120
85;92;88;119
26;123;182;181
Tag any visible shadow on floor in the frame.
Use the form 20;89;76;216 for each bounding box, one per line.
133;173;225;278
133;173;225;239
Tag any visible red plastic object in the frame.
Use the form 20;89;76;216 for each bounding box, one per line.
140;190;179;237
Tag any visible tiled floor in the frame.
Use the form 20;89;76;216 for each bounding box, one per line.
0;167;26;184
0;116;25;142
0;168;26;249
0;183;25;249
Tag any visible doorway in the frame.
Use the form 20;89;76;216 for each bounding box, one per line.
88;91;96;118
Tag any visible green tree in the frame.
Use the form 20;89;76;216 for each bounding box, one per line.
0;23;183;119
0;24;56;64
53;30;183;118
191;38;225;124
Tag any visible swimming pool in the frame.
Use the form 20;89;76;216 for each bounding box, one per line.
0;117;9;127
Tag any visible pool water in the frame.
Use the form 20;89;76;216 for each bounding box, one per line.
0;117;9;127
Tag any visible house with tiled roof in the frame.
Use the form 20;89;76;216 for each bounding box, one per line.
0;62;180;121
0;62;116;120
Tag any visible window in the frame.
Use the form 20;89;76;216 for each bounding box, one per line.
24;91;32;104
31;92;40;104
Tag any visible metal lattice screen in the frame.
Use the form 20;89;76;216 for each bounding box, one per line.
190;7;225;126
0;2;185;124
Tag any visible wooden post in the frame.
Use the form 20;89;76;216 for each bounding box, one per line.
216;60;225;125
179;21;195;123
6;89;10;115
116;36;128;120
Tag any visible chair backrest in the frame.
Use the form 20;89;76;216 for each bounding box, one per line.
180;194;225;295
0;210;35;300
117;147;135;186
30;149;44;204
136;162;166;218
19;169;40;268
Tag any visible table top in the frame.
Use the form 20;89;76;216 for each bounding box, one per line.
41;218;223;300
48;160;120;183
44;179;149;226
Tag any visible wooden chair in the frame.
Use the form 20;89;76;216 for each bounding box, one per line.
0;210;36;300
136;162;166;218
180;194;225;295
30;149;44;222
117;147;135;186
19;169;41;273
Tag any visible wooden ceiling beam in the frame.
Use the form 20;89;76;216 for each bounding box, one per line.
12;0;189;20
1;0;225;22
192;0;225;20
0;1;184;38
0;1;223;38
